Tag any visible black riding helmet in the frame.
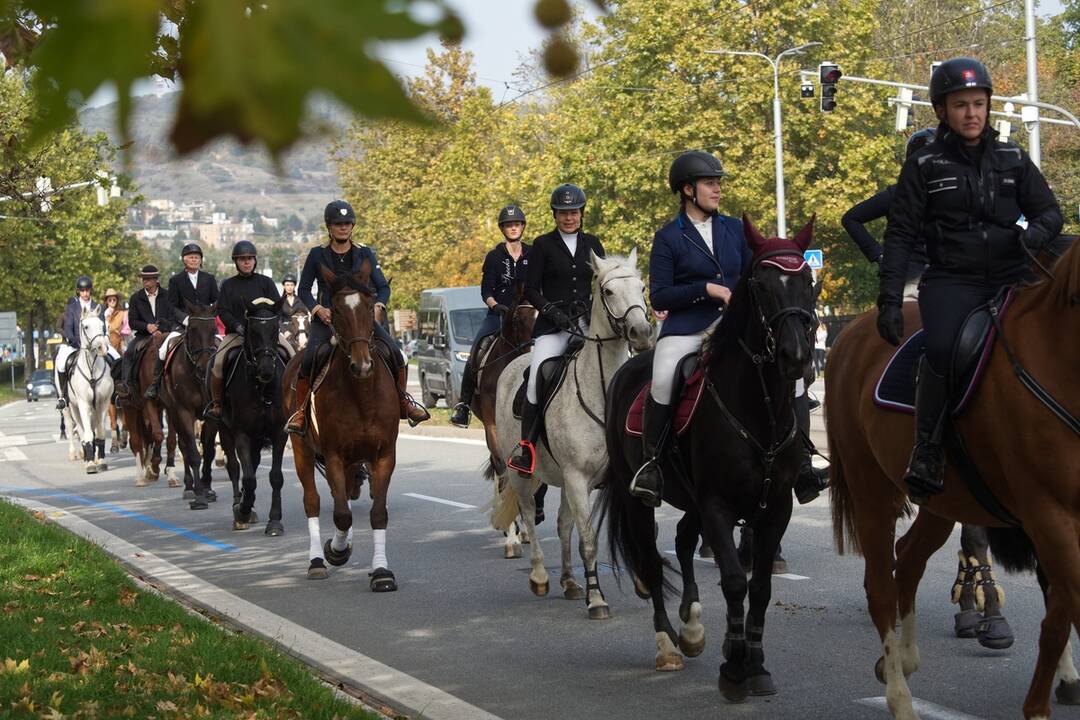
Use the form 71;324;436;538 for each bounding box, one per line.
929;58;993;107
324;199;356;225
282;272;297;284
498;204;526;226
180;242;203;258
75;275;93;291
905;128;936;159
550;184;586;212
668;150;726;194
231;240;258;273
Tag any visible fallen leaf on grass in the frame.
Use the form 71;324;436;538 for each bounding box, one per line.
33;616;44;625
9;697;37;713
3;600;20;613
155;700;178;713
1;657;30;674
118;588;138;607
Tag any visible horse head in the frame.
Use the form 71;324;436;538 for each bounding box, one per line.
245;297;283;384
503;282;537;345
184;300;218;378
740;214;819;381
291;312;309;351
319;262;375;379
79;310;109;358
589;248;652;352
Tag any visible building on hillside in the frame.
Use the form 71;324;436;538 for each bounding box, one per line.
194;221;255;249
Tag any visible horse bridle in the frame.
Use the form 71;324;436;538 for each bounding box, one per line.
184;315;218;380
562;271;647;345
242;313;284;383
743;251;817;365
330;291;375;355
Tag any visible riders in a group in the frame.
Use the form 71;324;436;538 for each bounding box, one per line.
286;199;430;434
876;57;1063;503
55;275;119;409
204;241;282;419
507;184;604;476
628;151;749;506
449;204;531;428
145;242;219;400
118;265;176;399
842;128;936;299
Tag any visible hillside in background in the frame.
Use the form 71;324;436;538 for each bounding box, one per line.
79;92;346;221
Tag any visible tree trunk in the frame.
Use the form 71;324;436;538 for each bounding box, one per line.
23;307;35;371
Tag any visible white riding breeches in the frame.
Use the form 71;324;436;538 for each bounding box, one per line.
650;334;705;404
158;331;183;361
527;331;571;404
55;344;76;371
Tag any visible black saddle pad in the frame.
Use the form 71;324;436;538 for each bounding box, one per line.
512;354;572;420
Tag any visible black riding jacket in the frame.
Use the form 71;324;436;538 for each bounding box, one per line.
879;124;1063;307
525;229;605;337
217;272;282;334
480;241;530;310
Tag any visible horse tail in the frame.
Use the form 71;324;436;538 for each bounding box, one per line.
490;478;520;532
482;457;496;484
986;527;1038;573
825;385;861;556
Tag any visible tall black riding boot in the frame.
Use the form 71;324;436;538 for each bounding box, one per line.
904;357;949;504
55;370;70;410
507;401;541;476
629;397;672;508
144;357;166;399
534;483;548;525
793;392;829;504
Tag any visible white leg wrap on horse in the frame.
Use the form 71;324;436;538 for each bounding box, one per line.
307;517;322;559
527;331;571;403
331;528;349;552
649;334;704;404
372;529;387;570
1059;640;1079;682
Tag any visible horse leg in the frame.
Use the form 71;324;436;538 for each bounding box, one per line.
264;433;286;537
198;421;216;498
958;525;1014;650
562;469;610;620
231;434;255;528
108;403;119;452
675;513;705;658
323;455;354;568
294;439;326;579
741;504;793;698
557;489;584;600
92;399;108;471
893;509;955;680
367;450;397;592
218;426;241;505
1036;566;1080;706
75;400;96;474
699;506;750;702
245;441;261;522
511;474;548;597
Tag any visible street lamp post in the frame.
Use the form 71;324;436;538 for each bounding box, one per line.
706;42;820;239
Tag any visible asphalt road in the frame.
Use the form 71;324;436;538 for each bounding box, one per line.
0;396;1069;720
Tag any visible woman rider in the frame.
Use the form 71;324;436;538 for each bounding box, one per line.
450;204;530;428
629;151;749;506
507;184;604;476
878;57;1062;503
286;200;430;434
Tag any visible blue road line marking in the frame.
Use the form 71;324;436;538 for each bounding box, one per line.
0;487;237;552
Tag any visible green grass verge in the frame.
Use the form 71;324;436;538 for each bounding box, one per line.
402;407;453;428
0;500;380;720
0;384;24;405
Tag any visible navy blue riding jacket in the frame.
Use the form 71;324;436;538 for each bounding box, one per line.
649;211;751;339
61;296;104;347
480;242;530;311
299;243;391;315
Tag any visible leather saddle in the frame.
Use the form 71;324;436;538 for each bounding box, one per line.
625;353;706;438
511;339;586;420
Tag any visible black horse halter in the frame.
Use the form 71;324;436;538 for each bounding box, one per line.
184;315;218;380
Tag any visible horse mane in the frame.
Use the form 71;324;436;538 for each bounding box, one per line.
1052;234;1080;308
330;274;375;298
705;270;753;370
592;252;642;284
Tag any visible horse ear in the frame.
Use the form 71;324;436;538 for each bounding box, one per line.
813;279;823;301
588;250;606;274
627;247;638;269
742;214;765;253
318;265;336;286
355;258;372;285
185;298;197;314
793;215;816;251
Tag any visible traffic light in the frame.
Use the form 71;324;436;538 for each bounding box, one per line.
819;62;841;112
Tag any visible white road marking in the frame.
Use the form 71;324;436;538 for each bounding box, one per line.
2;448;28;461
402;492;477;509
773;572;810;580
856;697;985;719
0;435;27;447
398;434;487;447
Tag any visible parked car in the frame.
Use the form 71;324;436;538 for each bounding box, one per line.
415;286;487;408
26;369;57;402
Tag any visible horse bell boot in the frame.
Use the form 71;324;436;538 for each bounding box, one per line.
904;357;949;504
396;365;430;427
508;401;541;476
286;376;311;435
144;357;166;399
629;396;671;508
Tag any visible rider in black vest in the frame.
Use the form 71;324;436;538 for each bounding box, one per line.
507;184;604;476
145;242;219;400
119;265;176;398
877;57;1062;503
286;200;429;434
449;204;531;428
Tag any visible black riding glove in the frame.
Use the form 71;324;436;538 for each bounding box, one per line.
543;304;572;332
1019;228;1044;252
234;324;245;337
876;304;903;346
492;303;510;316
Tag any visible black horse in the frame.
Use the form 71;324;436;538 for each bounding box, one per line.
597;216;819;700
217;298;288;536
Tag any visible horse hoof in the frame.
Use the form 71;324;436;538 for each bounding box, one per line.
85;464;98;475
135;478;151;488
369;568;397;593
772;557;788;575
323;539;352;567
678;601;705;657
656;652;685;672
182;489;196;500
167;476;181;488
232;519;250;531
748;672;777;696
307;559;328;580
719;674;749;703
954;609;980;638
247;509;258;522
874;656;886;684
1056;679;1080;705
206;490;217;502
96;462;108;472
529;578;549;597
588;604;612;620
264;521;284;537
976;615;1015;650
189;499;209;511
562;579;585;601
504;543;522;559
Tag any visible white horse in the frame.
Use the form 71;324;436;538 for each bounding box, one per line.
58;311;115;474
491;251;652;619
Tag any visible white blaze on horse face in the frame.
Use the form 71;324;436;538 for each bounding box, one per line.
342;292;362;311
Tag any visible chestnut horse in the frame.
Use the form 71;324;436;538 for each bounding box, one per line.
121;335;167;487
284;262;401;592
827;239;1080;720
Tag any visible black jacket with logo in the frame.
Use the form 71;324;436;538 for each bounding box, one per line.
879;125;1062;306
480;242;530;311
524;229;605;337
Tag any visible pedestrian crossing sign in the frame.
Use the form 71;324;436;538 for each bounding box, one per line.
804;249;823;270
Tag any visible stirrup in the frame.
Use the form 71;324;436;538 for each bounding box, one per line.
404;399;430;427
449;402;471;428
203;401;222;419
628;459;662;508
507;441;536;476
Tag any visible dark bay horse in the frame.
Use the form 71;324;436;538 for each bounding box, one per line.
284;262;402;591
218;297;287;536
827;239;1080;720
121;335;167;487
156;302;219;510
598;217;818;698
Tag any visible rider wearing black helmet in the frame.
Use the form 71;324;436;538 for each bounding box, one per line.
280;271;306;315
55;275;109;409
449;204;531;428
507;184;604;476
877;57;1063;503
629;151;750;505
286;199;429;433
145;242;219;400
204;241;284;418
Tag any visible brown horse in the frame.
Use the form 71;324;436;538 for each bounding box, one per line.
121;335;168;487
284;261;402;591
473;286;538;558
156;302;220;509
826;239;1080;720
